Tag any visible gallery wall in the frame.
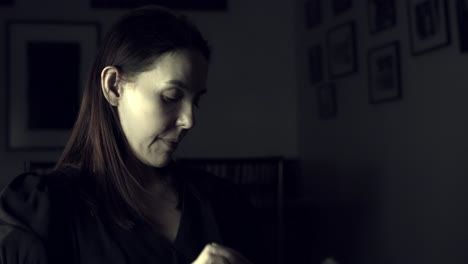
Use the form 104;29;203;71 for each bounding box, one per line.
0;0;298;187
296;1;468;264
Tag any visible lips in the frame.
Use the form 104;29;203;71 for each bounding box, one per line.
160;138;179;150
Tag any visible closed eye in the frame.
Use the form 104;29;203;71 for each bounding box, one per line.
162;95;182;104
161;87;184;104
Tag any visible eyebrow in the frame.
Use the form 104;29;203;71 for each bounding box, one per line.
166;80;207;95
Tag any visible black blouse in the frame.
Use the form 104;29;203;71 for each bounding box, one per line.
0;167;265;264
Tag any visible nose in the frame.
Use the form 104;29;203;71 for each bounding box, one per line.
176;102;194;129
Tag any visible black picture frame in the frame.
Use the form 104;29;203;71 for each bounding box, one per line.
90;0;227;10
305;0;321;29
308;44;324;84
368;41;402;104
456;0;468;52
407;0;451;56
5;21;100;150
327;21;358;79
368;0;396;34
332;0;352;15
316;82;337;120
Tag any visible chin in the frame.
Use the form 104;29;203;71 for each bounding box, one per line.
146;155;172;168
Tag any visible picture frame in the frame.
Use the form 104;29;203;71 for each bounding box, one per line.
368;0;396;34
316;82;337;119
6;20;100;150
24;161;56;175
327;21;357;79
308;44;324;84
305;0;321;29
332;0;352;15
407;0;451;56
456;0;468;52
368;41;402;104
90;0;227;10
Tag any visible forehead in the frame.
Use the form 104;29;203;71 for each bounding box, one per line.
143;49;208;85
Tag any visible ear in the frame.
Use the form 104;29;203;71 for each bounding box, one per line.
101;66;123;106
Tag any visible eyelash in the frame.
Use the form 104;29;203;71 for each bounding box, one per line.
162;96;180;104
162;96;201;109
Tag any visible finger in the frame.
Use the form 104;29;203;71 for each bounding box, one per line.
192;244;215;263
192;245;230;264
207;254;230;264
208;243;252;264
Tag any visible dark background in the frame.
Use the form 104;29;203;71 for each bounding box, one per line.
2;0;468;264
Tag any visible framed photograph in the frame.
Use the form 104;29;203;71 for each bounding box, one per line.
407;0;451;55
305;0;321;29
6;21;100;150
368;0;396;34
316;82;337;120
456;0;468;52
368;41;402;104
327;21;357;79
90;0;227;10
332;0;352;15
24;161;56;175
308;44;324;84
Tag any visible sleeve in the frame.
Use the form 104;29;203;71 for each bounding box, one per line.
0;225;48;264
0;173;51;264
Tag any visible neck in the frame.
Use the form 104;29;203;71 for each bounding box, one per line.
125;157;176;194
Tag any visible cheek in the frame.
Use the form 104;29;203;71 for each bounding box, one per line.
157;100;181;125
128;103;176;139
121;90;181;134
118;99;162;138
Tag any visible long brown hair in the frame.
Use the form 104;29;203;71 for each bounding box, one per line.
55;6;210;228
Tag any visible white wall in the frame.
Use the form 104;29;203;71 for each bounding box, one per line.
0;0;298;186
297;1;468;264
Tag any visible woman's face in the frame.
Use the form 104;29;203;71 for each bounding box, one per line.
117;49;208;167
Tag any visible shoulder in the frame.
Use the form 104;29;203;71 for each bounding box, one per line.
0;223;48;263
0;172;55;263
0;168;77;239
0;172;49;233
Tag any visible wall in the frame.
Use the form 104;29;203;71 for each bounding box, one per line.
0;0;298;187
296;1;468;264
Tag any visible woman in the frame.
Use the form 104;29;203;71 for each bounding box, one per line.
0;6;264;264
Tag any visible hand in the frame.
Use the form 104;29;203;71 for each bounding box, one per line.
192;243;253;264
